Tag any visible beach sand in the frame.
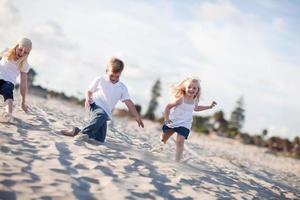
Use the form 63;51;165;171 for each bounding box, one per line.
1;95;300;200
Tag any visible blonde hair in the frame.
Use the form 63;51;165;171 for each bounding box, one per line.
4;38;32;70
107;57;124;73
171;77;201;100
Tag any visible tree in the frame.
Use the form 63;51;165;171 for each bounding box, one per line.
27;68;37;88
135;104;142;115
212;110;229;132
262;129;268;138
144;79;161;120
230;96;245;131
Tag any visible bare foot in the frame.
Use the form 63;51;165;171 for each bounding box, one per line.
0;112;13;123
60;127;81;137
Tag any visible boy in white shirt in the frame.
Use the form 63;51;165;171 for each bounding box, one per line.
62;57;144;142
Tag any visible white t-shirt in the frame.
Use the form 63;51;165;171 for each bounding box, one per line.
88;75;130;119
0;58;30;85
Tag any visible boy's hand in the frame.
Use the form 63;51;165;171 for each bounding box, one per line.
85;98;92;109
209;101;217;109
136;117;144;128
164;118;173;124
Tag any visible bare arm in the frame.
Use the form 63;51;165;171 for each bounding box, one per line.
164;97;182;123
20;72;28;112
194;101;217;112
123;99;144;128
85;91;93;109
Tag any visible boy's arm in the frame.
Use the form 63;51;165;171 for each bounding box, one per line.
20;72;28;112
164;98;182;123
123;99;144;128
85;77;100;108
85;91;93;109
194;101;217;112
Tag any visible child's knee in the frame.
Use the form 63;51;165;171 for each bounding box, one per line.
94;115;106;124
176;137;185;146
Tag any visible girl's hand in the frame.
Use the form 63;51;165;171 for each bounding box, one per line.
21;102;29;113
136;117;144;128
209;101;217;109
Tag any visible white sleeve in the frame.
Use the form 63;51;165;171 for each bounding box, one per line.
88;77;100;92
121;85;131;102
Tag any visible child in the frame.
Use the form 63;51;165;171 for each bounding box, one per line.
161;77;216;162
0;38;32;118
62;57;144;142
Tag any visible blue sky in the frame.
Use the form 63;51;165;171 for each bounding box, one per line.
0;0;299;139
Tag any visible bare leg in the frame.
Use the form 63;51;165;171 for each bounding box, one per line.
161;130;175;144
175;135;185;162
5;99;13;114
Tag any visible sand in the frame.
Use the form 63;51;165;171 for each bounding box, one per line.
1;95;300;200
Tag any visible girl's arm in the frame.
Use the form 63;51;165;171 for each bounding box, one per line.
194;101;217;112
123;99;144;128
164;97;182;123
20;72;28;112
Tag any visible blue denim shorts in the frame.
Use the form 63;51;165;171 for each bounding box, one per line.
0;79;14;101
162;124;190;139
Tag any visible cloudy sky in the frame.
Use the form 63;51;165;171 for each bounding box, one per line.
0;0;299;139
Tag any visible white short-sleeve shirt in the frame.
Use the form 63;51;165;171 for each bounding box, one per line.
88;75;130;119
0;58;30;85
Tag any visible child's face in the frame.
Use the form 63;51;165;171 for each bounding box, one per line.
185;81;198;97
15;45;31;60
106;68;121;84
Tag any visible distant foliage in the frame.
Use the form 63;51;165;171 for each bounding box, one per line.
189;95;299;159
27;68;37;88
192;115;211;134
213;110;229;132
144;79;161;120
262;129;268;137
230;96;245;131
135;104;142;115
48;90;84;105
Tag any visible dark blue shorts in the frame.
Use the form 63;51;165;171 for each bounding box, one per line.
0;79;14;101
162;124;190;139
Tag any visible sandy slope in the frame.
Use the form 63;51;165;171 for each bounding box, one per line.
0;95;300;200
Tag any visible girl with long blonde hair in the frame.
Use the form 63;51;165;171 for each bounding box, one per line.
0;37;32;118
161;77;217;162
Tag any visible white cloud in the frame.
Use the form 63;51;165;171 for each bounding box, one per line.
0;0;19;26
199;1;238;21
272;17;285;31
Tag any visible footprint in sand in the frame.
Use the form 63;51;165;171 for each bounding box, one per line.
48;118;56;122
137;166;150;177
1;145;11;153
150;143;164;153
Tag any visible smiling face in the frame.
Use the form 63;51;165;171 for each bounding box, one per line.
14;38;32;61
15;45;31;60
184;80;200;98
106;67;121;84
